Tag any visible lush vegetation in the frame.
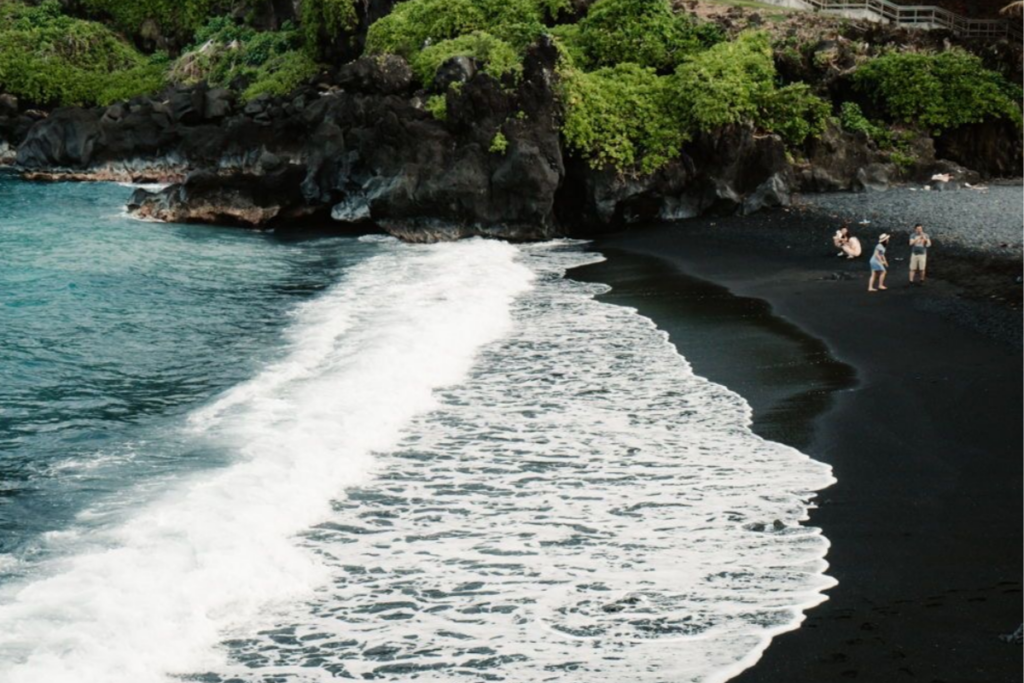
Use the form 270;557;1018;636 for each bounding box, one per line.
559;62;684;174
670;31;776;133
425;94;448;120
758;83;831;146
854;50;1023;132
839;101;889;141
80;0;232;44
552;0;721;71
489;130;509;153
365;0;568;82
2;0;1018;180
557;28;831;173
412;31;521;85
838;100;918;169
301;0;358;57
0;0;168;107
170;17;319;101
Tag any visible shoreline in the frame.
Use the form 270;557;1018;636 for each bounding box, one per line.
577;212;1022;682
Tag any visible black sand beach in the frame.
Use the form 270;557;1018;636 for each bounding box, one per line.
574;195;1023;683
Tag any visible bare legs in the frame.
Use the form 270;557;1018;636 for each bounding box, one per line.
868;270;888;292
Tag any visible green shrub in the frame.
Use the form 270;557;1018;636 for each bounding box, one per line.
889;148;916;169
412;31;520;85
670;31;775;133
241;50;319;101
853;49;1023;131
489;130;509;154
301;0;358;56
0;0;167;106
552;0;712;71
839;101;888;140
171;18;318;101
559;62;685;174
425;93;448;120
80;0;232;44
757;82;831;146
558;31;831;174
365;0;565;85
366;0;490;57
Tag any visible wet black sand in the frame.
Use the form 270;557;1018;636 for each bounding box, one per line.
573;210;1023;683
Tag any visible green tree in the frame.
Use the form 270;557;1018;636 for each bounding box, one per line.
854;50;1023;131
551;0;713;71
365;0;566;85
0;0;167;107
559;62;686;174
670;31;775;133
170;17;319;101
412;32;521;85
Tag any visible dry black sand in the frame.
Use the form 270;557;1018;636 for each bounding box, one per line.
573;206;1023;683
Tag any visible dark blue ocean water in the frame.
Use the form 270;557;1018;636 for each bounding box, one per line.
0;176;370;568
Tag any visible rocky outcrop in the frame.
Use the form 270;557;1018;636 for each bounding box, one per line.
126;167;318;225
797;123;890;192
109;40;565;240
556;125;795;232
3;27;1016;240
937;118;1024;179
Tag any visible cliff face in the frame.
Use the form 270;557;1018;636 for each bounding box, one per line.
6;40;807;240
1;3;1020;241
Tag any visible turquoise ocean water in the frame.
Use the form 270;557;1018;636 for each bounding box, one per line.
1;176;370;570
0;176;836;683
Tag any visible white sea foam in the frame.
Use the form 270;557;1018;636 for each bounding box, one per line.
117;208;165;223
199;242;837;683
0;239;836;683
0;238;534;683
116;182;169;192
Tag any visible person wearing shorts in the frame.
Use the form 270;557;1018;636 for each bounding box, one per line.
909;224;931;284
868;233;890;292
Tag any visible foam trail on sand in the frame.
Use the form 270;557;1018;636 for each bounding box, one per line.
201;242;838;683
0;238;533;683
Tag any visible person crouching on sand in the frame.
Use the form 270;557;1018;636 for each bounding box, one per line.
908;224;931;285
868;233;890;292
833;225;862;259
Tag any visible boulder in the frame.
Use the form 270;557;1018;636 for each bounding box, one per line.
797;122;888;192
102;103;127;123
557;124;794;232
17;108;103;168
204;88;234;120
0;94;18;117
335;55;414;95
169;87;206;125
331;195;372;222
128;167;314;225
243;96;269;117
742;172;791;215
853;162;894;192
433;56;478;92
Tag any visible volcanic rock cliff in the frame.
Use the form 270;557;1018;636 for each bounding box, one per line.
1;2;1020;241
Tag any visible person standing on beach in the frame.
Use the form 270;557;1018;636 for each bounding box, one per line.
909;224;931;285
868;233;890;292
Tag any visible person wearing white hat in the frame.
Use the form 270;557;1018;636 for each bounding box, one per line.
868;233;890;292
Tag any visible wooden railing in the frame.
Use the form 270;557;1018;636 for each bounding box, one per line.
766;0;1021;42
